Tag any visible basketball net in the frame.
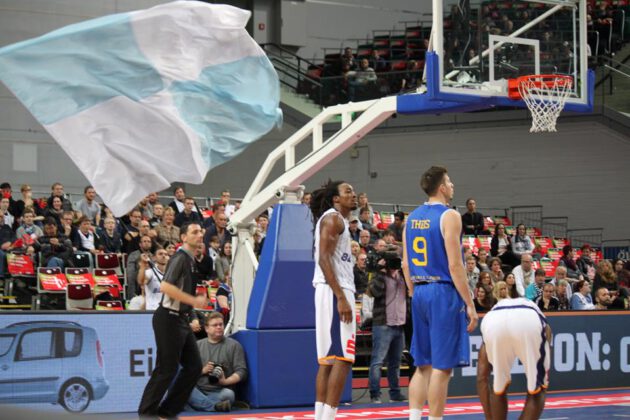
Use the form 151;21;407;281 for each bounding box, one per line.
510;75;573;133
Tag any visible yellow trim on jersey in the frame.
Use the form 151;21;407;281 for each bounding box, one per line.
494;381;512;396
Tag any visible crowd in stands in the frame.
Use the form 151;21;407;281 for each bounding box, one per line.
302;0;628;106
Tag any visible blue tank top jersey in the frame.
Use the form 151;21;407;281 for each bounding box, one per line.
405;203;452;283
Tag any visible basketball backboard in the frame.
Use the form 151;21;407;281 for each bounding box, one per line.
430;0;592;111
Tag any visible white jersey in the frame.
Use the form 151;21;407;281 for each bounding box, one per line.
312;208;355;293
144;266;164;310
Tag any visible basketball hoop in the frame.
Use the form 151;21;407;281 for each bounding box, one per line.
508;75;573;133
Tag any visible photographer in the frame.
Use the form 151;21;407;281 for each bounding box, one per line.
187;312;248;412
367;252;408;404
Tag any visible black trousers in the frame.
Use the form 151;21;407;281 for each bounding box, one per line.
138;307;202;418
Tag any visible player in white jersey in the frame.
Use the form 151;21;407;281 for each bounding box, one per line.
477;297;551;420
310;181;357;420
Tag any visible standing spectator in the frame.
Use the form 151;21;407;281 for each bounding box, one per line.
536;283;560;311
492;281;509;302
340;46;356;71
149;203;164;228
15;184;43;219
137;196;153;220
525;269;546;301
0;198;16;230
488;257;505;284
76;186;101;225
220;190;236;219
174;197;202;227
215;242;232;283
156;207;180;247
0;211;15;279
99;217;122;253
504;273;520;299
512;224;534;257
558;245;583;280
352;193;374;221
570;280;595;310
34;219;73;269
512;253;535;297
47;182;73;211
137;248;168;310
387;211;405;245
353;252;368;296
461;198;485;235
122;208;142;253
576;244;596;281
168;186;187;215
490;223;519;268
465;255;480;291
367;259;407;404
556;280;571;310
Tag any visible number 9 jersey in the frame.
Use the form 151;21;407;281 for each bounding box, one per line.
405;202;454;283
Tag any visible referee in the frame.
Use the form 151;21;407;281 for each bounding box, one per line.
138;222;208;419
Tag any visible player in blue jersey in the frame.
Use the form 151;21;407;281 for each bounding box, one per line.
402;166;478;420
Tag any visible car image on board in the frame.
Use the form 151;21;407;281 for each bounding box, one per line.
0;320;109;413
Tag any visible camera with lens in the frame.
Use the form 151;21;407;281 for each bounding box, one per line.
366;251;402;272
207;363;224;384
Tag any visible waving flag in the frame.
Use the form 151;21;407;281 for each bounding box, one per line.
0;1;282;216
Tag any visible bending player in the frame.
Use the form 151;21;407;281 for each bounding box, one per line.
477;297;552;420
310;180;358;420
402;166;478;420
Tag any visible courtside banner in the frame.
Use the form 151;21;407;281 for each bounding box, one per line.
0;311;627;413
449;311;630;396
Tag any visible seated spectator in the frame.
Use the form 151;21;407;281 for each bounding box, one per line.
149;203;164;228
15;184;43;219
220;190;236;219
46;182;73;211
206;235;221;266
204;202;226;231
536;283;560;311
476;248;490;272
58;210;78;245
126;235;154;298
570;280;595;310
215;277;233;319
358;229;371;254
525;268;546;301
474;284;496;312
194;243;215;282
352;193;374;221
348;216;361;242
174;197;202;227
512;224;534;256
558;245;583;280
73;216;103;255
368;49;387;72
492;280;509;302
0;211;16;279
348;58;377;95
461;198;485;235
400;60;420;91
99;217;123;254
512;253;534;297
504;272;520;299
156;207;180;247
490;223;519;268
215;242;232;283
34;218;73;269
339;46;356;71
353;252;368;296
593;287;613;310
137;196;153;220
164;241;176;257
187;312;248;412
358;207;378;240
302;192;312;207
204;213;232;250
126;219;156;254
382;231;399;253
76;186;101;225
0;182;20;218
466;255;480;291
618;261;630;295
121;208;142;252
136;247;168;310
0;197;17;230
476;271;494;293
576;244;596;281
592;259;626;307
15;209;43;243
351;240;361;263
556;280;571;310
488;257;504;284
387;211;405;245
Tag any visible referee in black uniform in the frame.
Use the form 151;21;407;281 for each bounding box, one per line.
138;222;208;419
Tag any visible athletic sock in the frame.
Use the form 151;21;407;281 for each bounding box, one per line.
428;416;443;420
315;401;324;420
409;408;422;420
322;403;338;420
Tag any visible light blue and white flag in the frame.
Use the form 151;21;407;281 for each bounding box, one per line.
0;1;282;216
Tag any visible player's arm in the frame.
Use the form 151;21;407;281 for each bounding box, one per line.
319;214;353;323
476;344;493;420
443;210;478;332
401;226;414;297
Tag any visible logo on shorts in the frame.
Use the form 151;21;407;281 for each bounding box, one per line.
346;334;355;355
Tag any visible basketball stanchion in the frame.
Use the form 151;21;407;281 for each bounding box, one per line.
508;74;574;133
